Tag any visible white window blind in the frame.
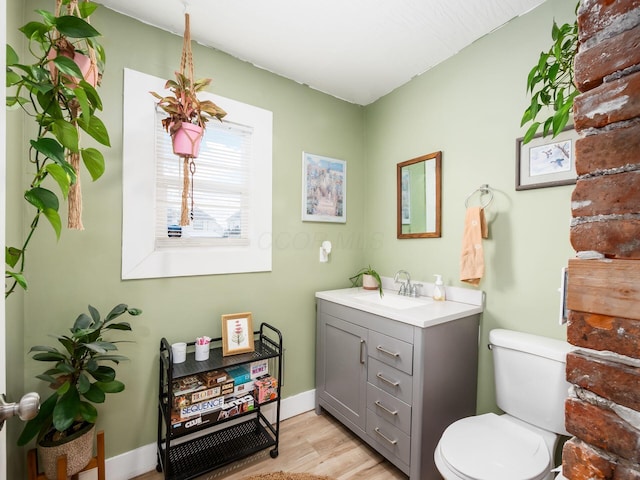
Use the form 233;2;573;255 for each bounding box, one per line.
154;115;253;248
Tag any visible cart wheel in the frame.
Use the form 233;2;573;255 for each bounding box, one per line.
156;463;162;472
270;448;279;458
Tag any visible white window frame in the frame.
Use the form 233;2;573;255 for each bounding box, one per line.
122;68;272;279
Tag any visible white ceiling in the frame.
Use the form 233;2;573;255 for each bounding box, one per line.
97;0;545;106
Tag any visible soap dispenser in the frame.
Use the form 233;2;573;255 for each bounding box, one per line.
433;275;446;301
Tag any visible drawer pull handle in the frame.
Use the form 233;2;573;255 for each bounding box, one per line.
374;427;398;445
360;339;366;365
376;372;399;387
374;400;398;416
376;345;400;358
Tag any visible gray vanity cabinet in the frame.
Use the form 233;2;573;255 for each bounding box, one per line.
316;313;368;430
315;298;480;480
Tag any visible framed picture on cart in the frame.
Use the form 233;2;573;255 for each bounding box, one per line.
221;312;255;356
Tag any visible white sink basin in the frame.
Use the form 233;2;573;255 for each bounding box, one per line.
353;291;433;310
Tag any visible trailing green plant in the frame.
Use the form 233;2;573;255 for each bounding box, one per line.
17;303;142;446
349;265;383;296
5;0;110;298
520;2;579;144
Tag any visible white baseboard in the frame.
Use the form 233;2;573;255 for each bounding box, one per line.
79;389;316;480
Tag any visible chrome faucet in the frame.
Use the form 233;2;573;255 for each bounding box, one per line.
394;270;412;296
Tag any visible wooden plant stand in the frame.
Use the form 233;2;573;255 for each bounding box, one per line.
27;430;105;480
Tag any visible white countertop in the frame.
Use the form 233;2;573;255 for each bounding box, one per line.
315;286;484;329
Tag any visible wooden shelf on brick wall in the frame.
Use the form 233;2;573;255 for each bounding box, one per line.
567;258;640;321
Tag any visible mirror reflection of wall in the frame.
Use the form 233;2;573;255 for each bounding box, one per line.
397;151;441;238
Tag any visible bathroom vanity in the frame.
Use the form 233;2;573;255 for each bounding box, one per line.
315;284;483;480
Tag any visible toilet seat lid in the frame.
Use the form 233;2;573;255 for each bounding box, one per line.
439;413;550;480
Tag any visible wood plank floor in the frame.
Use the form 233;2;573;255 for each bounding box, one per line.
133;410;409;480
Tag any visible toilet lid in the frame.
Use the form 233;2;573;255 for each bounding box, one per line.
439;413;550;480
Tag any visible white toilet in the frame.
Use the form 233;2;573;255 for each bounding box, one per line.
434;328;572;480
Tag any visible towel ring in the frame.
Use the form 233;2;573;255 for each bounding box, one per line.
465;184;494;209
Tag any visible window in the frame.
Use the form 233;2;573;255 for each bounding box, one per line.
154;116;252;246
122;68;272;279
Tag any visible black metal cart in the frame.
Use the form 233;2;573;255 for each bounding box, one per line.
157;323;283;480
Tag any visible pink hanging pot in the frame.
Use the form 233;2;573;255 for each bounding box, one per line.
72;52;99;87
170;122;204;158
47;50;99;88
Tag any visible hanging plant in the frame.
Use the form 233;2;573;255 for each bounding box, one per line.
151;72;226;157
5;0;110;297
520;2;579;144
150;13;227;226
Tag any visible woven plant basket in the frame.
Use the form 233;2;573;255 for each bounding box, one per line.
38;423;94;479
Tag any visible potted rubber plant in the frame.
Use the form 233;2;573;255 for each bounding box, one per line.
349;266;383;296
5;0;110;298
17;303;142;479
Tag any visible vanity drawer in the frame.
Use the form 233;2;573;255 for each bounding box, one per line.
368;330;413;374
366;409;411;466
367;383;411;435
367;357;412;404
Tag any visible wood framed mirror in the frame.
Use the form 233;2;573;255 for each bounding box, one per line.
397;151;442;238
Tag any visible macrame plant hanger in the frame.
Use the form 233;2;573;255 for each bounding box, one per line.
179;11;196;226
55;0;99;230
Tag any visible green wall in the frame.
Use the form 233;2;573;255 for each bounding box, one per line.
7;0;366;476
6;0;576;476
363;0;576;414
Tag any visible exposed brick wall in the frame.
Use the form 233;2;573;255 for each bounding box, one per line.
567;312;640;360
564;438;640;480
573;122;640;175
566;351;640;412
565;0;640;479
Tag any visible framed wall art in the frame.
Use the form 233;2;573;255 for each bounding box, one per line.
221;312;255;356
516;127;579;190
302;152;346;223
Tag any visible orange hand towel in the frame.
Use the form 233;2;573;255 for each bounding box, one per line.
460;207;488;286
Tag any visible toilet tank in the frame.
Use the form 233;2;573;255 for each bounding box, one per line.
489;329;573;435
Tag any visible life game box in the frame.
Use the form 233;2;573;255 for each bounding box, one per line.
170;394;255;435
227;364;257;396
